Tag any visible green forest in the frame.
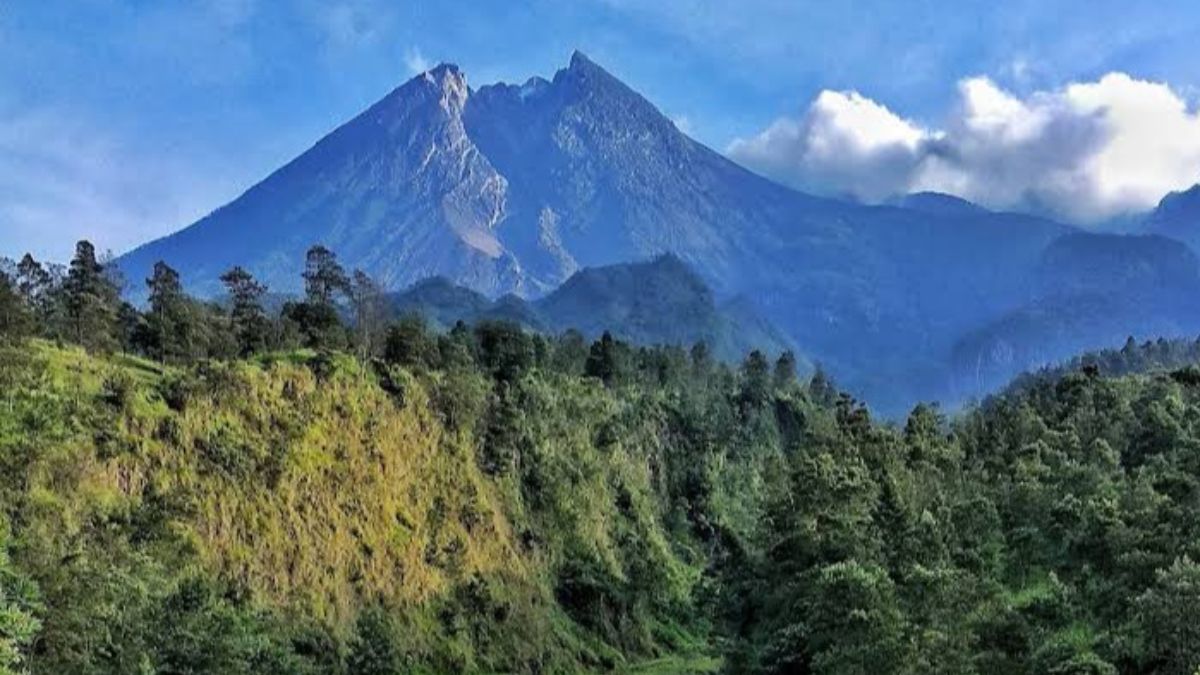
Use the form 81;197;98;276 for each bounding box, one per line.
1;242;1200;674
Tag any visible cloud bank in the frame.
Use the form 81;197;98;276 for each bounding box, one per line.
728;73;1200;223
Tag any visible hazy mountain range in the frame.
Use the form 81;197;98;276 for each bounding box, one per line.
390;254;796;363
117;52;1200;415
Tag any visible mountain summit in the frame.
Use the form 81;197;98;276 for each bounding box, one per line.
120;52;795;298
117;52;1199;414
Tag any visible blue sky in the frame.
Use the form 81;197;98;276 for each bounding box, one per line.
3;0;1200;261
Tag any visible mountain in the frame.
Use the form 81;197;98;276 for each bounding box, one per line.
390;277;544;330
1145;184;1200;251
392;255;796;362
118;52;801;298
888;191;989;217
118;52;1197;415
950;233;1200;397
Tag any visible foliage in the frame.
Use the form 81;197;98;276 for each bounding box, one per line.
6;241;1200;673
220;266;272;357
61;240;122;352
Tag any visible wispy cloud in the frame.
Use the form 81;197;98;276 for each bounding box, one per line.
405;46;431;75
303;0;398;51
729;73;1200;223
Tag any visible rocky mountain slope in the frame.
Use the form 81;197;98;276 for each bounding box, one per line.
117;52;1199;414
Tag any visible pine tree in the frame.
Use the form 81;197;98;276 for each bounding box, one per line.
808;366;837;405
739;350;772;409
220;266;270;356
62;240;120;352
585;331;622;386
690;341;711;373
303;245;349;307
284;245;350;350
15;254;52;318
146;261;193;363
774;350;798;390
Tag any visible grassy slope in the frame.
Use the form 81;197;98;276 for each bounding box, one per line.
0;341;717;673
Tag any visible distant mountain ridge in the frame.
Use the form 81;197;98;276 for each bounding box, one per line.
392;255;797;362
887;192;990;216
1145;184;1200;252
950;232;1200;396
116;52;1200;415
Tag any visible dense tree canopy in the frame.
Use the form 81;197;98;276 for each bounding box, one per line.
2;241;1200;673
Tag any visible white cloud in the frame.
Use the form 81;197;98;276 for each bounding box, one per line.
728;73;1200;223
728;90;930;202
404;46;431;76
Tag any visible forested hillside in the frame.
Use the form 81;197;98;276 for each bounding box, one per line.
3;243;1200;673
391;255;796;362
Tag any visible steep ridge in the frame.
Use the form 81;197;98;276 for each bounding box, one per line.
116;52;1200;414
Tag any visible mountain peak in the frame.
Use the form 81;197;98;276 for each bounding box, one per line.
568;50;594;70
560;49;616;84
421;62;469;111
425;62;461;77
1159;183;1200;208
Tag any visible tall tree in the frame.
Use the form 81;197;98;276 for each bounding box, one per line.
0;273;30;342
773;350;798;390
383;314;437;368
220;266;270;356
146;261;193;363
585;331;624;386
62;240;121;352
303;245;349;307
283;246;349;350
1137;557;1200;674
739;350;772;410
15;254;52;314
808;366;837;405
349;270;387;360
15;253;68;341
